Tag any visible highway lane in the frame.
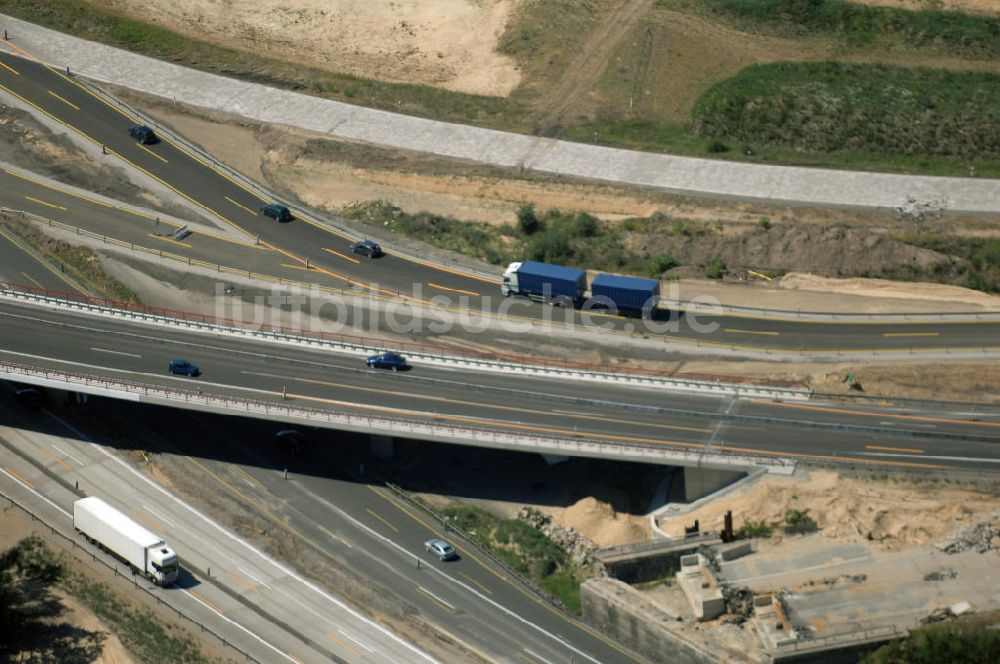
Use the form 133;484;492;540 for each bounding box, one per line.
1;298;998;470
0;223;82;292
3;51;1000;353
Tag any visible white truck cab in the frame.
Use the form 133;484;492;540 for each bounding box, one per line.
501;261;521;297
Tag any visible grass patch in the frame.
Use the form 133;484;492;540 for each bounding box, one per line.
896;234;1000;292
693;62;1000;159
2;218;141;302
860;610;1000;664
441;505;585;613
701;0;1000;58
735;518;774;540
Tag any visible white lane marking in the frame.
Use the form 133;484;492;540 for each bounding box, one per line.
338;629;376;653
43;410;439;664
52;444;84;466
90;347;142;358
418;585;456;610
181;588;299;663
861;452;1000;464
553;409;590;416
290;483;603;664
238;566;272;590
525;648;557;664
142;504;176;529
0;467;72;518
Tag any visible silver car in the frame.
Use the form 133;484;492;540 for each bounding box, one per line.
424;538;457;561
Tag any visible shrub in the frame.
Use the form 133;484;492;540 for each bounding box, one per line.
707;140;731;153
758;217;772;230
705;257;727;279
646;253;678;277
517;204;542;235
736;519;774;539
784;508;819;534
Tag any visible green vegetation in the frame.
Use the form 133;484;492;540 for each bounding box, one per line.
693;62;1000;159
441;505;585;613
704;257;727;280
783;508;819;535
735;519;774;540
702;0;1000;58
896;234;1000;292
3;219;140;302
346;201;704;278
861;612;1000;664
1;535;216;663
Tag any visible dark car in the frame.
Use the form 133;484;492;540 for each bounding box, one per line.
351;240;383;258
424;538;458;561
260;203;293;222
168;359;200;377
275;429;308;455
128;125;158;144
366;352;406;371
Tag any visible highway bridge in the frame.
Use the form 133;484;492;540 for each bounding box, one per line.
2;288;998;476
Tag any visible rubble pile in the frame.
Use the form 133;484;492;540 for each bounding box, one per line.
517;507;596;567
942;520;999;554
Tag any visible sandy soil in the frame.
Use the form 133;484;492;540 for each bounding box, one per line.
52;590;139;664
778;273;1000;309
853;0;1000;16
555;496;651;547
93;0;521;96
657;469;1000;552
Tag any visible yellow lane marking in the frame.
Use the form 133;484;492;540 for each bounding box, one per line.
296;375;711;435
136;142;168;163
47;89;78;109
0;59;19;75
724;328;779;336
19;271;43;288
186;589;223;614
232;465;267;492
753;400;1000;429
883;332;939;337
185;456;269;512
417;618;499;664
318;524;353;549
365;508;399;532
384;248;499;284
866;445;925;455
6;169;158;220
148;233;192;248
280;263;319;272
327;633;362;658
416;585;456;612
227;570;260;593
0;227;85;294
287;654;304;664
3;467;34;490
263;239;402;298
40;447;72;471
459;570;493;596
25;195;66;211
226;196;257;215
429;282;481;297
321;246;361;265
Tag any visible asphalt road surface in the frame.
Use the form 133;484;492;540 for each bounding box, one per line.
2;52;1000;354
1;298;998;472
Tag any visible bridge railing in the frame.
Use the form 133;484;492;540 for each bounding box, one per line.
0;359;793;471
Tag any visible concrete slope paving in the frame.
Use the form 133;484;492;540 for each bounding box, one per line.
1;15;998;215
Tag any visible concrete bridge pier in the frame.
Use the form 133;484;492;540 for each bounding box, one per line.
682;467;744;502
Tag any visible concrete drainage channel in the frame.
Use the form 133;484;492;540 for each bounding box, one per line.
0;287;813;401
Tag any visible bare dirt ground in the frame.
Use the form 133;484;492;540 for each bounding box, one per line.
91;0;521;96
657;469;1000;552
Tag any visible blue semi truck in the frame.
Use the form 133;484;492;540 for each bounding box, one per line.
501;260;659;314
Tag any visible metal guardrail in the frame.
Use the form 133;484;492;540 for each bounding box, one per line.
776;624;904;654
0;489;262;663
0;359;794;471
73;75;500;284
0;269;813;399
595;532;719;560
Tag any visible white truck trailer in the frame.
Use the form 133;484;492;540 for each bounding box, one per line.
73;496;179;586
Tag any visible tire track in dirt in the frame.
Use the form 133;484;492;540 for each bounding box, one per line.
535;0;654;127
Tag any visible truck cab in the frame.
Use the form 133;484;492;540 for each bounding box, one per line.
501;261;522;297
149;544;179;585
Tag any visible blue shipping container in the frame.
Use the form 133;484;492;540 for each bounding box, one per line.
517;261;586;300
591;273;659;311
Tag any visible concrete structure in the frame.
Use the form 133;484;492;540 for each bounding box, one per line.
595;535;721;584
676;554;726;621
